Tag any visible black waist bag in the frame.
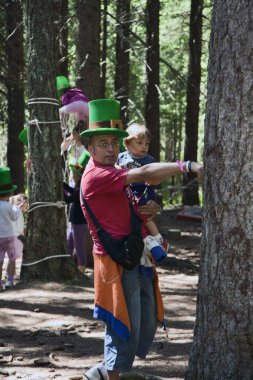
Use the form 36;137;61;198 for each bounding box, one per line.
81;191;144;270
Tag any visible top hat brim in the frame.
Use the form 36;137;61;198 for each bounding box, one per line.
57;86;71;97
0;184;17;195
80;128;128;139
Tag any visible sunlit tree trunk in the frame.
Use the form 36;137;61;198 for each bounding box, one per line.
76;0;101;99
183;0;203;206
145;0;160;161
114;0;130;127
6;0;24;192
21;0;74;281
185;1;253;379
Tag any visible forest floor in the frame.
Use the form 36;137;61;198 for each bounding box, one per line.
0;207;202;380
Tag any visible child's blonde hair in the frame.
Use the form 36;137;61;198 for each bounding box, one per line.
9;193;28;206
124;123;151;143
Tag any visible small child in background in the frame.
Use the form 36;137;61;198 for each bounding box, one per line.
0;168;19;290
7;194;28;288
117;123;168;263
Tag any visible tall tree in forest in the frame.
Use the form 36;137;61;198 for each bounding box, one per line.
6;0;24;192
185;2;253;379
114;0;130;126
21;0;74;281
75;0;101;100
145;0;160;161
182;0;203;206
101;0;108;98
53;0;69;76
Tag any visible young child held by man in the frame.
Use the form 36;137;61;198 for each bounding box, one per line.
117;123;168;263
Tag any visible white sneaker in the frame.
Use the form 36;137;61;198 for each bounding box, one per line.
5;280;14;289
84;363;108;380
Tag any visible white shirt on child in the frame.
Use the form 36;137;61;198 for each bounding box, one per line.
0;201;19;238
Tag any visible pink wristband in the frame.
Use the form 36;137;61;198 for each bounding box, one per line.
176;160;185;172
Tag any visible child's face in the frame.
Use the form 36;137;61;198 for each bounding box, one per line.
21;201;29;213
126;136;150;158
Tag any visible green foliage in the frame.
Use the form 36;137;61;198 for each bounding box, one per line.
1;0;212;204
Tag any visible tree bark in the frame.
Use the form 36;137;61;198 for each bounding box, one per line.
182;0;202;206
185;1;253;379
145;0;160;162
75;0;101;100
114;0;131;127
6;0;25;193
21;0;74;281
53;0;69;77
101;0;108;98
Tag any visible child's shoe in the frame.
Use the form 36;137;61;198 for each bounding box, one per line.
153;233;170;254
5;280;14;289
162;240;170;254
84;363;108;380
144;235;167;263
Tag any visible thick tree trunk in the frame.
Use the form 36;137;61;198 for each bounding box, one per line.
114;0;130;127
6;0;24;193
75;0;101;100
182;0;202;206
101;0;108;98
21;0;74;281
145;0;160;162
54;0;69;77
185;2;253;379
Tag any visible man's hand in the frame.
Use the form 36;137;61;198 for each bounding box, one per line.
191;162;203;183
138;200;160;221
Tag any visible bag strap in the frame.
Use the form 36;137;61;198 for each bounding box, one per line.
80;190;102;231
81;189;141;234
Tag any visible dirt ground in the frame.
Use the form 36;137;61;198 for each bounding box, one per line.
0;208;202;380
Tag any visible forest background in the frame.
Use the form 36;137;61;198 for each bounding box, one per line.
0;0;211;207
1;2;253;379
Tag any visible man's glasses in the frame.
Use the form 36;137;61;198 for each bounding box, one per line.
94;141;120;150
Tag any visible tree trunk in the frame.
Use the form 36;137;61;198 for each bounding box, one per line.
75;0;101;100
6;0;25;193
145;0;160;161
53;0;69;77
114;0;130;127
101;0;108;98
182;0;203;206
21;0;75;282
185;2;253;379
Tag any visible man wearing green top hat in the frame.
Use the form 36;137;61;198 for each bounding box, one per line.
80;99;203;380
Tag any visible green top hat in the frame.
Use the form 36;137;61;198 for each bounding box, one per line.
56;76;71;97
0;167;17;195
80;99;128;139
18;127;28;146
69;150;91;177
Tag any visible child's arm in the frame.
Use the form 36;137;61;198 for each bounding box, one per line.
145;219;160;236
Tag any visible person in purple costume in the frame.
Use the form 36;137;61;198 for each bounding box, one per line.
63;157;90;273
56;76;89;132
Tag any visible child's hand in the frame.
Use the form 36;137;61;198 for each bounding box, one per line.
138;200;160;220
